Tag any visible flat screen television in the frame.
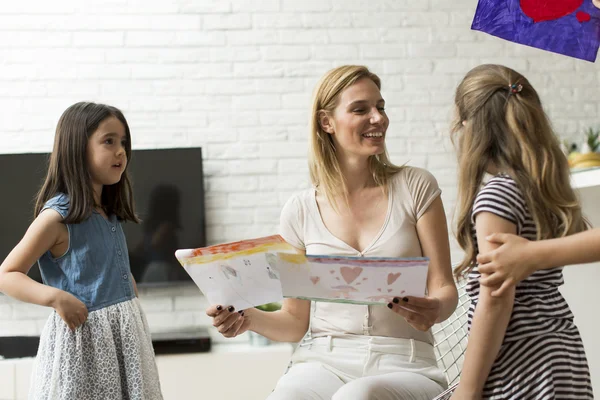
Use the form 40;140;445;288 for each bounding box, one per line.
0;148;206;287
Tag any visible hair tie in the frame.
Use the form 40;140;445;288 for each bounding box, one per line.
509;83;523;94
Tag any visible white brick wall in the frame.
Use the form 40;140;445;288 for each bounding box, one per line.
1;0;599;338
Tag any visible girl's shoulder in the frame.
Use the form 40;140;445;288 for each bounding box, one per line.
479;174;524;200
42;193;70;219
473;174;527;228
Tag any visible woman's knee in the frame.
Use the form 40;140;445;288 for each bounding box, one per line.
267;363;342;400
332;374;444;400
266;385;313;400
332;380;380;400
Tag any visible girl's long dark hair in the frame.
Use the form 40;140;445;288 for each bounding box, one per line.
35;102;139;223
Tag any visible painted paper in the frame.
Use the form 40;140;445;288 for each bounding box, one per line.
175;235;429;310
175;235;296;310
274;254;429;305
471;0;600;62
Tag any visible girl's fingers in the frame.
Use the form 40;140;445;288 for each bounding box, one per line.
477;262;494;274
480;272;503;287
485;233;510;244
476;252;492;264
491;279;514;297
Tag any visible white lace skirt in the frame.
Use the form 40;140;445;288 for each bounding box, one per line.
30;298;163;400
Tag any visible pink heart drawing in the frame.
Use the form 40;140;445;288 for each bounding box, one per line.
310;276;320;285
330;270;335;274
388;289;393;293
340;266;363;284
387;272;401;285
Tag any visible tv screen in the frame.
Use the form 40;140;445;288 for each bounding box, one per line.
0;148;206;287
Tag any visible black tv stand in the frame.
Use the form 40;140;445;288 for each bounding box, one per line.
151;328;212;355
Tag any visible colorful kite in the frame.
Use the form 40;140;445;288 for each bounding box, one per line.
472;0;600;62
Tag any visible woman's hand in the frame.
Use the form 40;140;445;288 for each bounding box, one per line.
476;233;538;296
387;296;441;331
593;0;600;9
51;291;88;331
206;304;250;338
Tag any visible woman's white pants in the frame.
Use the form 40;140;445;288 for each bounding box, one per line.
267;335;446;400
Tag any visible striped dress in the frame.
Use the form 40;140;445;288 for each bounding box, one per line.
465;174;593;399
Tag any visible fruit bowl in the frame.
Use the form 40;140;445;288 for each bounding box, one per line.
568;152;600;169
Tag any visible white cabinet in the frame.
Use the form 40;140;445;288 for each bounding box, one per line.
155;343;293;400
571;167;600;189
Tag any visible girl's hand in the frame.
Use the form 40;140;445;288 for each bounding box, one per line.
594;0;600;9
206;305;250;338
387;296;440;331
476;233;538;296
52;291;88;331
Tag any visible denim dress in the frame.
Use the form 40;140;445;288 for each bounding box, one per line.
30;194;163;400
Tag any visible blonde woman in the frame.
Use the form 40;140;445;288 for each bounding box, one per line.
206;65;458;399
448;65;593;399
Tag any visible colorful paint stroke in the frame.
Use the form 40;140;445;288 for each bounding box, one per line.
471;0;600;62
175;234;297;265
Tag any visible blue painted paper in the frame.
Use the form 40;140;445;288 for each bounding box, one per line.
472;0;600;62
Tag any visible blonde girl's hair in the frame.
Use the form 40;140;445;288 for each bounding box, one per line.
309;65;403;211
452;64;587;278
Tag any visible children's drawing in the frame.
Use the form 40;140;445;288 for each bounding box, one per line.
265;253;281;280
471;0;600;62
277;255;429;305
340;266;363;284
220;264;239;280
175;236;429;309
175;236;295;310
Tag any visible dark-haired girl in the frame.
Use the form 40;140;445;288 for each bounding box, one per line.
0;102;163;400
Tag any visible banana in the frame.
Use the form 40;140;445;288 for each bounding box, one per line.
572;160;600;168
570;153;600;164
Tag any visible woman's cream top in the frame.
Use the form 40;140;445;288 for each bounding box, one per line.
279;166;441;344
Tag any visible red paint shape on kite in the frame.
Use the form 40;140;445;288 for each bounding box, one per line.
576;11;591;22
520;0;584;23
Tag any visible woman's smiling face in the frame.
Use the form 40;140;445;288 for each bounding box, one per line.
320;77;389;161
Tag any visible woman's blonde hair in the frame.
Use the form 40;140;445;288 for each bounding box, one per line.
452;64;587;278
309;65;402;211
